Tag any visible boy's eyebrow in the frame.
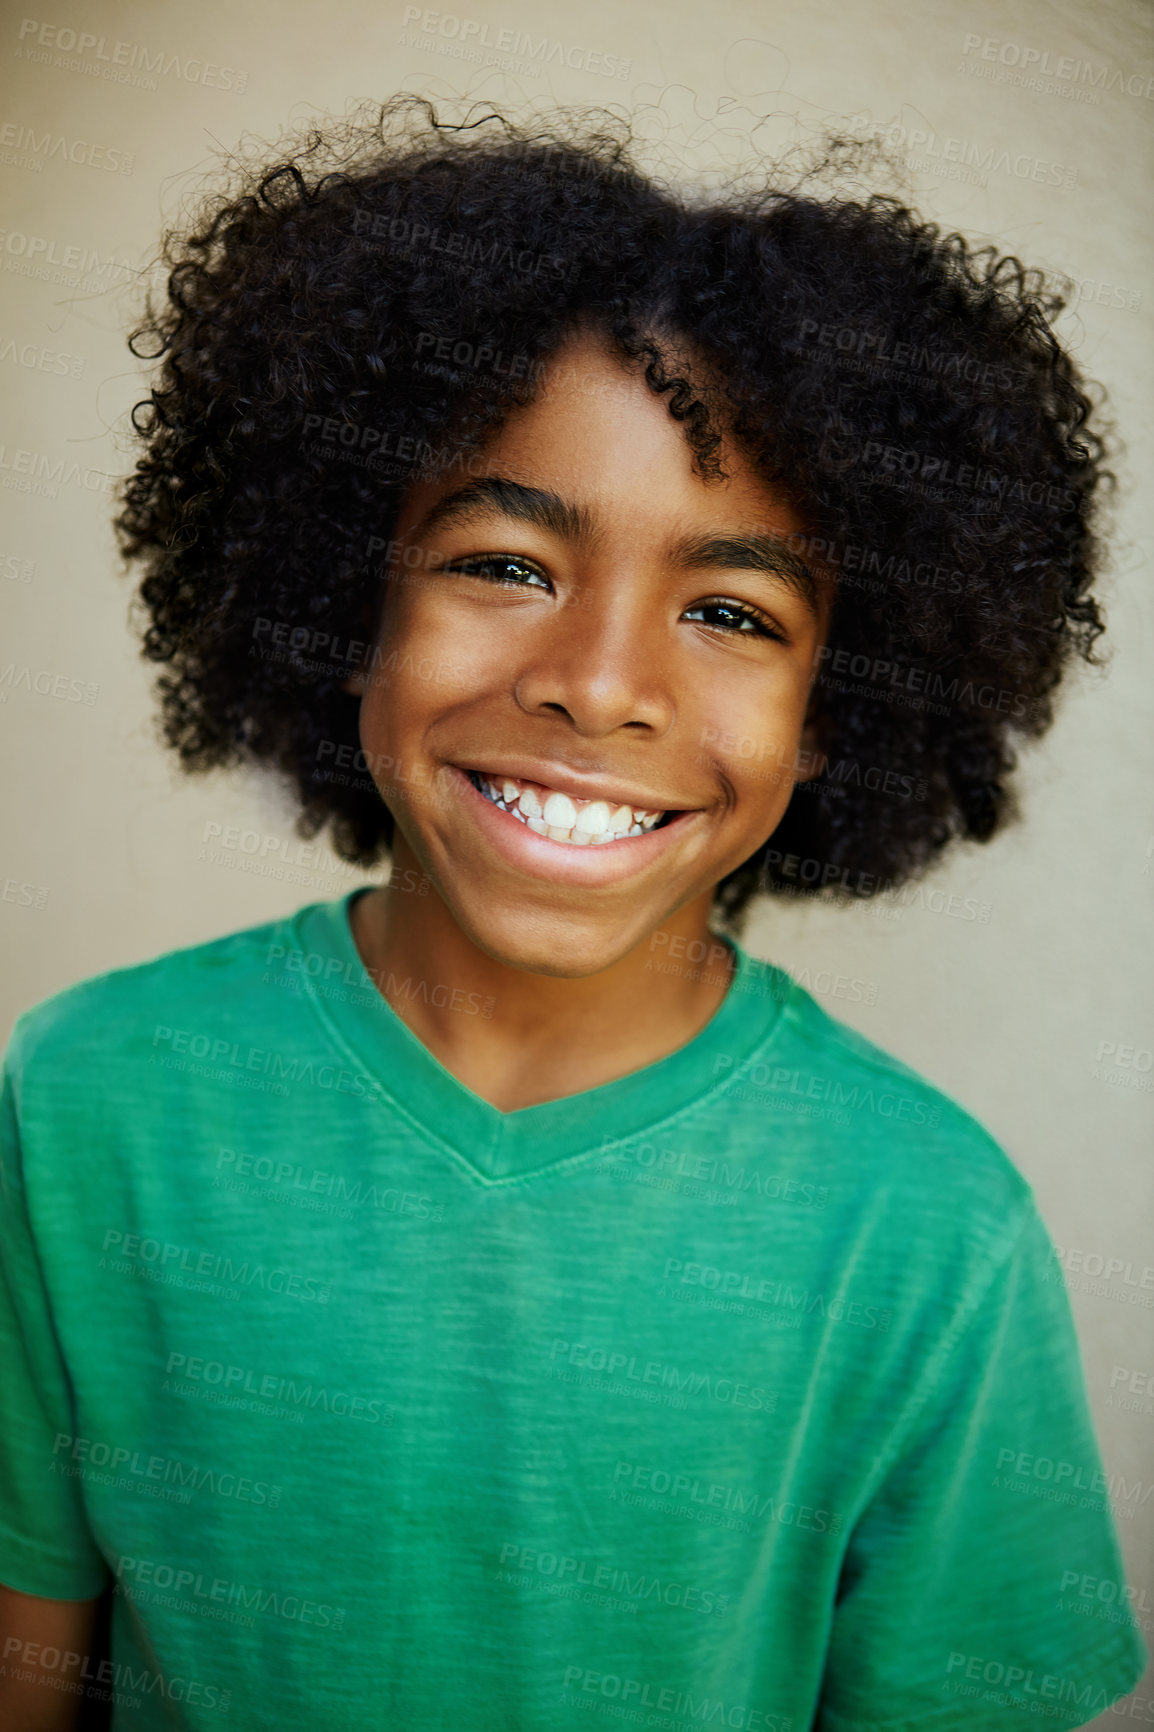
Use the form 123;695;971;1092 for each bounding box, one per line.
669;533;822;621
413;476;821;618
413;477;600;546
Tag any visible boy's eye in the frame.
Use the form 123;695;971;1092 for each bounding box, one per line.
443;559;786;644
683;599;786;642
447;555;550;590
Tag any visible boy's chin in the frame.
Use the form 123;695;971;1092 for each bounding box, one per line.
456;901;657;982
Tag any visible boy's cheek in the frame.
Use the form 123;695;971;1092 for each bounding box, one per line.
696;707;811;783
703;741;802;823
696;722;818;854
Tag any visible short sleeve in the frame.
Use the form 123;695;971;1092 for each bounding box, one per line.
818;1197;1148;1731
0;1029;108;1598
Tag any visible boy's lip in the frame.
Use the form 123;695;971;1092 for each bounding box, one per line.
447;764;704;885
450;758;695;816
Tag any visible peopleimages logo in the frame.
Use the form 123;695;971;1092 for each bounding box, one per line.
548;1337;775;1412
713;1051;943;1125
15;18;248;91
164;1350;389;1422
0;120;133;173
150;1022;375;1097
559;1664;790;1730
497;1542;729;1616
877;123;1076;189
0;226;135;278
116;1555;347;1630
944;1649;1137;1719
0;1638;228;1715
613;1459;843;1536
661;1258;891;1331
398;7;632;79
961;32;1154;101
51;1431;281;1508
100;1227;333;1306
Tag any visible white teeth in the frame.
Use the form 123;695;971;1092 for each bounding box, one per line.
542;791;578;828
471;770;670;847
575;799;611;835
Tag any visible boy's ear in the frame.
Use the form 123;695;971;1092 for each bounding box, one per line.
793;699;827;784
342;636;372;695
343;600;386;695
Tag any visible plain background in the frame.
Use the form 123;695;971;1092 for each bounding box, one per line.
1;0;1151;1717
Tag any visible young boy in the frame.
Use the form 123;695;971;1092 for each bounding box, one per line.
0;98;1145;1730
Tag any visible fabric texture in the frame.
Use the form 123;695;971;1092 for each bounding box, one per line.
0;888;1145;1729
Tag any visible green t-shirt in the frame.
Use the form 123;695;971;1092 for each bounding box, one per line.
0;889;1145;1730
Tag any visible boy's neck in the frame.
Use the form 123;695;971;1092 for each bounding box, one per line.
347;845;736;1114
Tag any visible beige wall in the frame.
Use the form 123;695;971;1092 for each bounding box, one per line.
1;0;1151;1711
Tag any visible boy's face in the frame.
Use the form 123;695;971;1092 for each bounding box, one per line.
347;330;833;977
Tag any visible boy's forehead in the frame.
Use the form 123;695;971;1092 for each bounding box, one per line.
404;331;809;541
531;324;716;423
392;327;836;628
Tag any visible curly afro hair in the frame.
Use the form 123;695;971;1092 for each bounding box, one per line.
117;96;1111;936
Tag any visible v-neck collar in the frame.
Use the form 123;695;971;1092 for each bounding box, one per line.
287;889;794;1186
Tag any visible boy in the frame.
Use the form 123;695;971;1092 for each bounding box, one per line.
0;98;1145;1729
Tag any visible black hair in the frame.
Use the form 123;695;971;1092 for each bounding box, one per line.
117;96;1111;934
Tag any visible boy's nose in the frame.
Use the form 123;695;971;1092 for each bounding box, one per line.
510;600;676;738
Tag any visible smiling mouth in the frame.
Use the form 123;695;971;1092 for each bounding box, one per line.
465;770;675;846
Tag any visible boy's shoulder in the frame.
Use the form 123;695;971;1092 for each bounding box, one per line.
753;954;1034;1224
4;900;320;1081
